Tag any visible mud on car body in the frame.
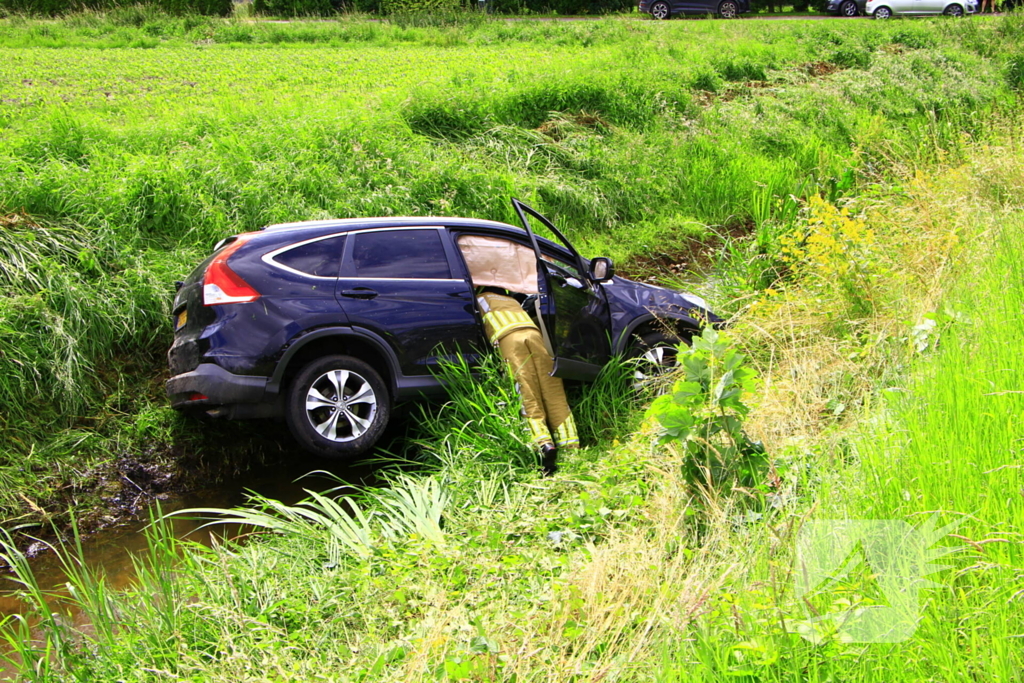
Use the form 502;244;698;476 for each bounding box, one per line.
167;199;721;458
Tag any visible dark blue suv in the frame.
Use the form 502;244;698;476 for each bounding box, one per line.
167;200;720;458
640;0;750;19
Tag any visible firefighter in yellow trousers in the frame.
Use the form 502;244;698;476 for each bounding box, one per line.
477;289;578;474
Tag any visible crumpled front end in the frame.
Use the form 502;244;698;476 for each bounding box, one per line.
603;276;722;353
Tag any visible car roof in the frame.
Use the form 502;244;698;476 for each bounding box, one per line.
262;216;524;234
257;216;577;260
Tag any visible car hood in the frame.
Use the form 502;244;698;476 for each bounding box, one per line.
603;275;722;335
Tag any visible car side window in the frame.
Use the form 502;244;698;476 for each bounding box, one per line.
542;253;581;280
348;229;452;279
273;235;347;277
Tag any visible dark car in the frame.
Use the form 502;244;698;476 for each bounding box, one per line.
640;0;750;19
167;199;720;458
824;0;865;15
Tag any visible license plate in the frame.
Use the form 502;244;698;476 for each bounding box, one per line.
175;309;187;331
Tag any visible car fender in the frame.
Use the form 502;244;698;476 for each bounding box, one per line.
267;326;402;396
613;313;704;355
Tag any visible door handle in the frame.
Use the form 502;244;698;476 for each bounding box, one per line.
340;288;378;300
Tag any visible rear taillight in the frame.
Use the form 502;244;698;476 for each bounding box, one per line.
203;235;261;306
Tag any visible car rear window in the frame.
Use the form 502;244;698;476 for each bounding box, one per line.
350;229;451;279
274;235;347;277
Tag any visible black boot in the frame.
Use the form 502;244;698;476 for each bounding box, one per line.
540;443;559;476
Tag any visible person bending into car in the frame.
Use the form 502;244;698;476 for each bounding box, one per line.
476;287;578;475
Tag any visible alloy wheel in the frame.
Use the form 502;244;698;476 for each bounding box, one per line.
632;344;679;391
304;369;378;442
719;0;738;17
651;1;670;19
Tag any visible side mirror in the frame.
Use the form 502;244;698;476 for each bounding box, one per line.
589;257;615;283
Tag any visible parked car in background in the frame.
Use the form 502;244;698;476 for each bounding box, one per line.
866;0;975;16
825;0;866;15
167;199;720;458
641;0;751;19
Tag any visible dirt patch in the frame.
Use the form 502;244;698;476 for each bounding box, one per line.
694;81;773;107
623;220;753;280
105;457;179;517
536;112;610;141
0;212;39;229
619;247;703;284
617;221;752;284
0;452;184;569
804;61;843;78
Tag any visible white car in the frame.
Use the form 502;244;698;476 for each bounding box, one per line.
866;0;975;16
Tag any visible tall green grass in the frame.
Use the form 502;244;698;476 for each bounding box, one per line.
2;117;1024;683
0;356;653;680
654;224;1024;681
0;14;1021;535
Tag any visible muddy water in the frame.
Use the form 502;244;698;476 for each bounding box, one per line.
0;450;382;622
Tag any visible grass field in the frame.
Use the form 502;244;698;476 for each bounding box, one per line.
1;9;1023;681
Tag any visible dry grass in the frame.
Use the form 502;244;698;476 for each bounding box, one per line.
743;145;1023;451
386;139;1024;680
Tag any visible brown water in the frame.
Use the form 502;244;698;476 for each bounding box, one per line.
0;448;384;681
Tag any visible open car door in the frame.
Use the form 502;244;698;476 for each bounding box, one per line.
511;199;612;381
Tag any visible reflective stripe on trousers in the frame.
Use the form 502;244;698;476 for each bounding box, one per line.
498;327;577;450
482;308;536;345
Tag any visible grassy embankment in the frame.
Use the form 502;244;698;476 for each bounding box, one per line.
0;11;1023;680
0;11;1015;532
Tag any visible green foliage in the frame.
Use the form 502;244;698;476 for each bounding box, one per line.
0;0;232;16
829;43;872;70
252;0;338;17
1006;50;1024;91
0;9;1019;549
178;474;449;561
414;354;537;472
386;5;492;24
380;0;461;16
487;0;634;13
570;356;642;443
1;15;1023;682
778;195;883;320
647;327;766;491
0;214;171;430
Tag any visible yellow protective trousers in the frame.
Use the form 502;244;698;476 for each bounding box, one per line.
478;292;579;450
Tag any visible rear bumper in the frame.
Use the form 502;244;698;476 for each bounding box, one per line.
167;363;269;408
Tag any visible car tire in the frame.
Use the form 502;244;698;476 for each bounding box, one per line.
650;1;671;19
718;0;739;17
943;3;964;14
628;330;690;391
285;355;390;459
839;0;859;15
873;5;892;17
